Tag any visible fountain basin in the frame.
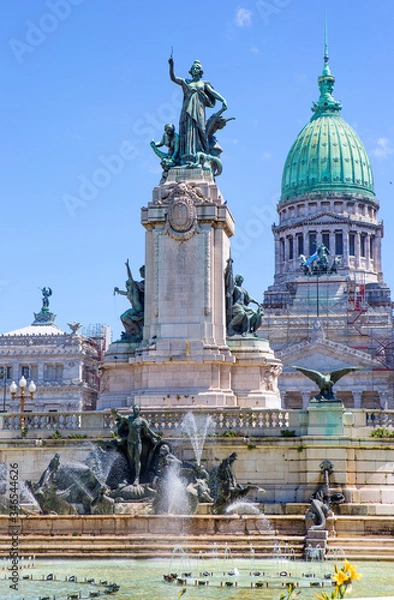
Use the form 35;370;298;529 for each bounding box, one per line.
1;558;393;600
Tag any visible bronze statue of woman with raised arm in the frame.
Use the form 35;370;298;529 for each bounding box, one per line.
168;57;227;161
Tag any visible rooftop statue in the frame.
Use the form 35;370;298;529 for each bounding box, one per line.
41;287;52;310
299;243;340;276
311;242;330;272
114;259;145;343
292;365;362;401
32;286;56;325
225;259;264;336
150;56;233;178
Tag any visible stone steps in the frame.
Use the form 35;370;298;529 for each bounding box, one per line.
0;534;306;559
327;536;394;559
332;536;394;546
1;514;394;560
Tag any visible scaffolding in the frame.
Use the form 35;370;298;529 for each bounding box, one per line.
262;273;394;370
82;324;111;360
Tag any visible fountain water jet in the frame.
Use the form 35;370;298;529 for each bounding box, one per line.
84;443;120;487
181;413;214;466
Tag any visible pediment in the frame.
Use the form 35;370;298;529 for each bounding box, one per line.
302;211;348;225
278;337;380;372
274;211;349;232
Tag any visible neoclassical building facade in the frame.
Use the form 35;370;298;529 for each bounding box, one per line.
0;295;110;413
261;48;393;409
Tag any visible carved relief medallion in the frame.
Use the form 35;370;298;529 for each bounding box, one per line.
163;182;200;240
168;194;195;232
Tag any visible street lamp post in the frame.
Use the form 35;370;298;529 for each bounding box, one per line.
0;369;7;412
9;376;36;429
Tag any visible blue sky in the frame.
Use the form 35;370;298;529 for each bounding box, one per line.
1;0;394;341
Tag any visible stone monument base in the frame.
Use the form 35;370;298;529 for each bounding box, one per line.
227;336;282;409
307;398;345;436
99;336;282;410
99;338;237;409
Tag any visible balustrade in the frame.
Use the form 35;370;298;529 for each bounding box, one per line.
1;408;393;438
0;409;291;436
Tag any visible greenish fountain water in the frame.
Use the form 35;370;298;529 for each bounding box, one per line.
2;557;393;600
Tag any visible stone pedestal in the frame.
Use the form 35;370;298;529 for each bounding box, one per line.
142;173;232;347
99;169;282;410
307;399;345;436
305;528;329;556
227;337;282;409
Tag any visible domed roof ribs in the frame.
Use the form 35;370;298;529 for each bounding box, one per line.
280;25;376;203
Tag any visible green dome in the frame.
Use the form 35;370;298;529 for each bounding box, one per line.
281;56;375;203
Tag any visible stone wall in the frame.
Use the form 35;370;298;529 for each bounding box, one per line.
1;429;394;507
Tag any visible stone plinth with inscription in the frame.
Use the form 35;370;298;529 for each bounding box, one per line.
227;338;282;409
99;169;282;410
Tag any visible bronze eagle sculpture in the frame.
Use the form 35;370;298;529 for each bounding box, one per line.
292;366;362;401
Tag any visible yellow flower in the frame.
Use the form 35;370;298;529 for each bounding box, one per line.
344;560;362;582
332;569;349;586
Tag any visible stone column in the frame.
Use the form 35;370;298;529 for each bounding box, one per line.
365;233;371;270
352;390;362;409
329;232;335;256
375;229;383;280
343;227;349;269
274;235;281;279
301;391;310;409
354;232;360;269
37;362;45;383
378;391;389;411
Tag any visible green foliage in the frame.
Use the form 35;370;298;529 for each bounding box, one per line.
49;430;62;439
370;427;394;438
278;561;361;600
21;427;28;439
297;445;305;453
247;443;257;450
67;433;88;439
280;582;301;600
280;430;296;438
221;430;241;438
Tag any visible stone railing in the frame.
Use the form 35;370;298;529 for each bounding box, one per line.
0;408;296;438
0;411;113;435
1;408;393;439
365;410;394;428
144;409;292;434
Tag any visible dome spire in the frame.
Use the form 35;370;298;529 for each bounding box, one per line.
323;13;330;75
312;17;342;115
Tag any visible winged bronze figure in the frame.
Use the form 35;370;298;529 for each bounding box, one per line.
292;366;362;401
